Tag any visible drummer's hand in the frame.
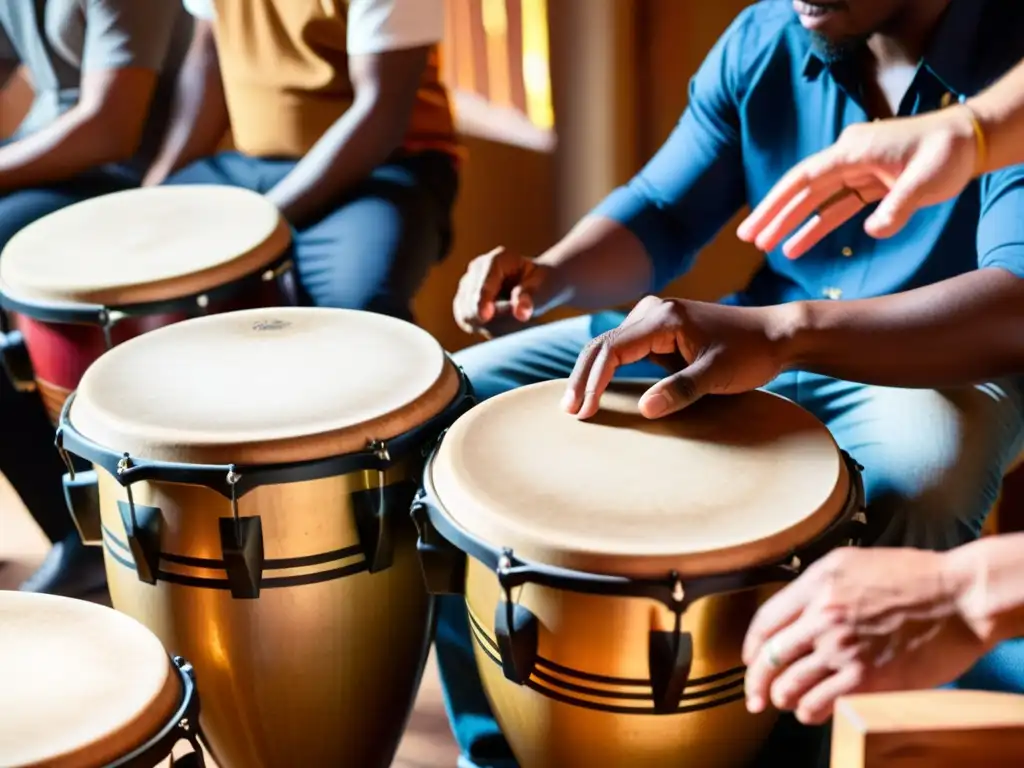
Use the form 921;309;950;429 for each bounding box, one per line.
737;106;980;259
563;296;785;420
742;547;983;726
453;246;557;338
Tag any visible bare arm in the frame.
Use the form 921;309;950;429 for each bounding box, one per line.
0;66;158;190
776;268;1024;387
265;46;427;227
143;20;227;186
971;57;1024;174
947;531;1024;648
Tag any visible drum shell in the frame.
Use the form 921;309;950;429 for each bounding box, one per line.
94;459;431;768
464;558;780;768
12;277;287;424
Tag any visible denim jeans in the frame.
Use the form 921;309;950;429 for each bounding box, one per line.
164;150;458;321
436;311;1024;767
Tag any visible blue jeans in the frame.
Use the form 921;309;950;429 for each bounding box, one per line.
437;311;1024;768
164;150;458;320
0;172;134;543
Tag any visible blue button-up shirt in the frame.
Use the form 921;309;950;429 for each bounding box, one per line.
594;0;1024;306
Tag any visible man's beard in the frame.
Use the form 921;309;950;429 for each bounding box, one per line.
808;30;869;63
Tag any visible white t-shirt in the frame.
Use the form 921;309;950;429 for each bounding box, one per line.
182;0;444;55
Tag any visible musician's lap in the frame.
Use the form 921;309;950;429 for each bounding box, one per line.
163;150;457;320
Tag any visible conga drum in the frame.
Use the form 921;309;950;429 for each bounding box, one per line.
0;185;293;422
54;307;472;768
414;380;870;768
0;592;204;767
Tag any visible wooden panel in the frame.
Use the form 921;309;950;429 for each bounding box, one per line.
832;691;1024;768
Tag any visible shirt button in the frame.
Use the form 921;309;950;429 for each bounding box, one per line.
822;287;843;300
841;246;853;257
940;91;955;108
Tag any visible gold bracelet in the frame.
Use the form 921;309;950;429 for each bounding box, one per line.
961;101;989;177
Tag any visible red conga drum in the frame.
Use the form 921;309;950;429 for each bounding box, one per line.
415;380;871;767
0;185;293;422
0;592;204;767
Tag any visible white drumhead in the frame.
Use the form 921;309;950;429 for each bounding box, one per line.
0;185;291;307
0;593;180;768
68;307;461;465
429;380;850;577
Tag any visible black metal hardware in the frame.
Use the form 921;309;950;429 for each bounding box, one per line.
494;549;540;685
219;516;264;599
0;329;35;392
109;655;206;767
118;499;163;586
411;496;466;595
63;469;102;545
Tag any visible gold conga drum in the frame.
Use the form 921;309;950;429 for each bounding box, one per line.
0;185;293;423
0;592;204;767
55;307;472;768
415;380;870;767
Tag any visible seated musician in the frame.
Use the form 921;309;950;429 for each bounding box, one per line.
0;0;193;597
437;1;1024;766
733;53;1024;728
144;0;460;322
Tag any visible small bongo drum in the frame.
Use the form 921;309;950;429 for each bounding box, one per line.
55;307;472;768
0;592;203;768
415;380;869;768
0;185;293;422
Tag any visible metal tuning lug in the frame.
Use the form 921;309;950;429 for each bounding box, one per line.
648;574;693;714
219;516;264;599
63;469;102;546
219;467;264;599
351;439;408;574
411;496;466;595
494;550;539;686
117;498;163;586
0;329;35;392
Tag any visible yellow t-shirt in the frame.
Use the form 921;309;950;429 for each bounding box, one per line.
187;0;460;160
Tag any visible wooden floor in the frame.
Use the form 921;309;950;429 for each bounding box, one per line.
0;473;461;767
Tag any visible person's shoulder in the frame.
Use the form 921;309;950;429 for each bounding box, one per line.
715;2;810;91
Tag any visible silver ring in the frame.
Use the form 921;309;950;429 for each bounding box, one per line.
766;638;782;669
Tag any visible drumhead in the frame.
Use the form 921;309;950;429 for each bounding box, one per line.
68;307;461;465
429;380;850;578
0;592;180;768
0;185;291;308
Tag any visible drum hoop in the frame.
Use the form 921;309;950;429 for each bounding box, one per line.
54;361;475;499
106;655;205;768
0;250;294;328
414;444;869;614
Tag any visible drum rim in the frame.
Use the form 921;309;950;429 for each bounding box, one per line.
414;444;869;613
55;362;475;499
0;250;293;327
105;655;204;768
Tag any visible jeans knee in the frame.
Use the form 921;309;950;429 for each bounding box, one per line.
865;462;1004;550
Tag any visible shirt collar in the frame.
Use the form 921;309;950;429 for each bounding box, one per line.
801;0;984;97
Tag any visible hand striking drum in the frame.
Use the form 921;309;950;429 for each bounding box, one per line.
54;307;472;768
415;379;871;768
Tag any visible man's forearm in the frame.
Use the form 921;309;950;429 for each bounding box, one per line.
945;533;1024;648
531;216;655;314
0;107;133;190
144;23;227;186
969;57;1024;174
774;268;1024;387
264;97;403;227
